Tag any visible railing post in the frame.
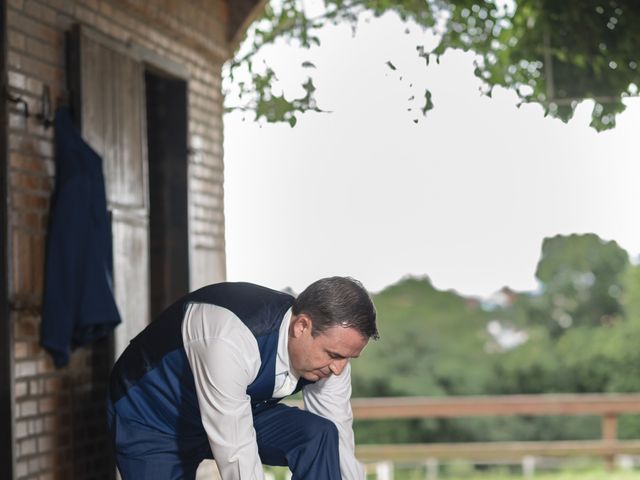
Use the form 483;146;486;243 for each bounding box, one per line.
522;455;536;479
375;461;394;480
602;412;618;471
424;458;439;480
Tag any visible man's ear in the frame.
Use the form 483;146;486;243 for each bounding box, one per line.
291;314;312;337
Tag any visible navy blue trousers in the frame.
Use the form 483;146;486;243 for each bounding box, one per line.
108;403;342;480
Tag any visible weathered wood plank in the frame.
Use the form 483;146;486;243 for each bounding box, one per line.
356;440;640;462
347;394;640;419
111;211;150;358
72;25;150;358
79;27;147;209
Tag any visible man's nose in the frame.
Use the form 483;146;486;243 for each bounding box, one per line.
329;358;348;376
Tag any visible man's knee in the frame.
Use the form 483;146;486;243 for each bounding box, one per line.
300;413;339;443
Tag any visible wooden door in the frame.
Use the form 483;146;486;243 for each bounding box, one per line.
68;26;150;359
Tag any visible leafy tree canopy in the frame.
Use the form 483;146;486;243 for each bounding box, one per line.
350;234;640;443
351;276;495;443
533;233;628;333
227;0;640;130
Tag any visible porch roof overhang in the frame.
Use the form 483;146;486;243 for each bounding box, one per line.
227;0;268;52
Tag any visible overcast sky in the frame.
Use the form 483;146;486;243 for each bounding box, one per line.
222;13;640;298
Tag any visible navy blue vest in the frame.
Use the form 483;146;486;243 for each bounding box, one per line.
109;282;312;436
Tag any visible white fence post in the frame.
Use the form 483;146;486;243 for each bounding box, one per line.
375;461;394;480
522;455;536;479
425;458;439;480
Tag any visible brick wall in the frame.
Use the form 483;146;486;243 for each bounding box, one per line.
5;0;236;477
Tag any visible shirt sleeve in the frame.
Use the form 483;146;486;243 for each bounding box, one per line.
182;304;264;480
302;363;365;480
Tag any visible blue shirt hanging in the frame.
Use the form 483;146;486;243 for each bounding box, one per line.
41;107;121;367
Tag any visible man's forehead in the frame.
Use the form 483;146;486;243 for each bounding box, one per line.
319;326;368;354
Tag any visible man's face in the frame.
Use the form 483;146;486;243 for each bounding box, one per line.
288;315;369;381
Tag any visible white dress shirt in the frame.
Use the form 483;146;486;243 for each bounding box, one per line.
182;302;365;480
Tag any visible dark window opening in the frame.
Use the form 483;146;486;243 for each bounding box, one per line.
145;71;189;319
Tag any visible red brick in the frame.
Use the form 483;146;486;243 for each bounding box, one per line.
16;380;29;398
6;9;58;44
15;341;29;359
26;37;59;62
17;56;58;83
41;415;56;434
10;171;49;192
18;438;37;456
44;377;64;393
30;343;45;358
16;360;38;379
12;230;31;295
10;112;29;132
8;51;22;69
24;0;58;25
30;379;42;395
15;460;28;478
12;210;45;230
27;456;39;473
75;4;96;25
15;315;38;338
8;71;27;90
11;192;49;211
31;235;46;295
37;451;54;470
44;0;73;15
8;31;26;52
10;134;54;159
38;396;57;414
37;356;54;374
18;399;38;417
10;151;50;173
82;0;99;11
99;1;113;17
33;418;45;435
24;76;45;97
16;420;29;439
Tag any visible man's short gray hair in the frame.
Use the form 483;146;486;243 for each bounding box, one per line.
292;277;379;340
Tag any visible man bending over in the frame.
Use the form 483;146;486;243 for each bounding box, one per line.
107;276;378;479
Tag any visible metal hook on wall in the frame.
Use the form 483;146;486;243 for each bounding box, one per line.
5;86;30;118
5;84;54;129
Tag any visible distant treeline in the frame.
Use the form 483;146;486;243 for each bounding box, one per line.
352;233;640;444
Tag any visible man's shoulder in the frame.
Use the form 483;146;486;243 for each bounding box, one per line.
186;282;294;336
192;282;293;301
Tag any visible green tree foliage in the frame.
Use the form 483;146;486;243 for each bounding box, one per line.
227;0;640;130
485;234;640;439
533;234;628;334
489;234;631;394
353;276;492;397
351;276;494;443
622;262;640;323
351;234;640;443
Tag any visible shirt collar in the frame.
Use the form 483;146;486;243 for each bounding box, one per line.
276;307;299;383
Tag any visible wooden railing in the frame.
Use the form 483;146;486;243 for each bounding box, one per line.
345;393;640;469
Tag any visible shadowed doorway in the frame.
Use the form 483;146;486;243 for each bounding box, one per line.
145;70;190;320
